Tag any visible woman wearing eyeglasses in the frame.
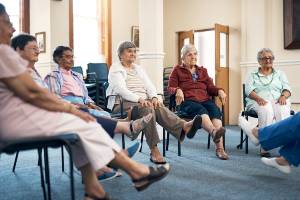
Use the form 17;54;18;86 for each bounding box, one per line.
245;48;291;157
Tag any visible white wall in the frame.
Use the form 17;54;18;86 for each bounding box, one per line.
241;0;300;112
30;0;69;77
164;0;242;124
111;0;139;64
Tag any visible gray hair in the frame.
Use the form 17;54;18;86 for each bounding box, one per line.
181;44;197;60
257;48;275;62
117;41;136;60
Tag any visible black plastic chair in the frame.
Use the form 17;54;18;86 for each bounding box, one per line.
72;66;83;75
0;133;79;200
87;63;108;84
237;84;294;154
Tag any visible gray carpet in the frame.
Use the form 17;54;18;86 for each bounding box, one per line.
0;126;299;200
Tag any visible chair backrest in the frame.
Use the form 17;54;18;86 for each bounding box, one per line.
163;67;174;108
242;83;247;111
87;63;109;82
72;66;83;75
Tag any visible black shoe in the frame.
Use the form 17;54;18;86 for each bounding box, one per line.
132;164;170;191
186;115;202;139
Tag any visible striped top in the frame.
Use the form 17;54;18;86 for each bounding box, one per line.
125;67;148;99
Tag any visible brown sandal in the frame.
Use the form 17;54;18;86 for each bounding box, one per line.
216;148;229;160
211;127;226;143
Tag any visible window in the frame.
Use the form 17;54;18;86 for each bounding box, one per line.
0;0;20;36
0;0;29;35
72;0;111;75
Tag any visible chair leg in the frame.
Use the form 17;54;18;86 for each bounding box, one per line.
177;140;181;156
166;132;170;151
245;135;249;154
12;151;19;172
207;134;211;149
65;145;75;200
139;131;144;152
223;135;226;151
38;149;47;200
44;147;52;200
122;134;125;149
163;128;166;157
61;146;65;172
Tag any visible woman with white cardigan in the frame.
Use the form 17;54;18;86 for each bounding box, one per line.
107;41;220;164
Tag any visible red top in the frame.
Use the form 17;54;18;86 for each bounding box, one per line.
168;64;223;103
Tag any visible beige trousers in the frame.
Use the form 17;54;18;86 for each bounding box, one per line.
113;101;186;148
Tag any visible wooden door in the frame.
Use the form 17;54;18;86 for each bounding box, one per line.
177;30;194;63
215;23;229;124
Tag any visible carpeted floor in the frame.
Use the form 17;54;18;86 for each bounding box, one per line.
0;126;299;200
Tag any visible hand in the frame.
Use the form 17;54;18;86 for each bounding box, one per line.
256;97;267;106
69;106;96;122
88;103;102;111
175;88;184;106
278;95;287;105
152;97;163;109
138;98;152;107
218;90;227;105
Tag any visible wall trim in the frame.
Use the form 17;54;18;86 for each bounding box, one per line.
35;61;56;68
240;60;300;68
138;52;165;60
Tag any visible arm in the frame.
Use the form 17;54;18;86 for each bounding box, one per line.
278;71;291;105
1;72;95;122
44;73;62;96
168;67;184;105
245;73;267;106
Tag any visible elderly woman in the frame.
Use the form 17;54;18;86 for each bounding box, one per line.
239;112;300;174
168;44;228;160
44;46;110;118
245;48;291;157
107;41;212;164
0;3;169;200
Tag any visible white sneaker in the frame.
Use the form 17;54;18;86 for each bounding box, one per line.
261;157;291;174
238;115;259;146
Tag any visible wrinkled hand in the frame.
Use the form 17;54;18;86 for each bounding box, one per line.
175;88;184;106
138;98;152;107
88;103;102;111
152;97;163;109
70;107;96;122
278;96;287;105
256;97;267;106
218;90;227;105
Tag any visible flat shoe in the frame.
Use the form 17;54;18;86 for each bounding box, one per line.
186;115;202;139
150;153;167;164
132;164;170;191
128;114;152;140
261;157;291;174
215;148;229;160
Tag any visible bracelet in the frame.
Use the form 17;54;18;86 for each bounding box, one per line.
280;94;288;99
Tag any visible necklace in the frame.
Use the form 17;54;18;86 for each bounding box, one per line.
256;71;274;86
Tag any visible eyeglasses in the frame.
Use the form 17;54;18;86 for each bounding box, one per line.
260;57;274;62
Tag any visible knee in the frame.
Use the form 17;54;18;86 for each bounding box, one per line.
140;106;155;114
257;104;273;116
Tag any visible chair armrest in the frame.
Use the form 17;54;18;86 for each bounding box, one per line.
106;94;125;117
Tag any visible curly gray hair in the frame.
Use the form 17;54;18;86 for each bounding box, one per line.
257;48;275;62
181;44;197;60
117;41;136;60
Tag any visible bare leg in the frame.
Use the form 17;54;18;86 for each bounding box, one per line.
81;164;106;199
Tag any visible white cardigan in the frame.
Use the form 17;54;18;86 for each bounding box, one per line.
106;61;157;110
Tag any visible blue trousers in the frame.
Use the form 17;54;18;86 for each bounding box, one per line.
259;112;300;166
63;96;110;118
